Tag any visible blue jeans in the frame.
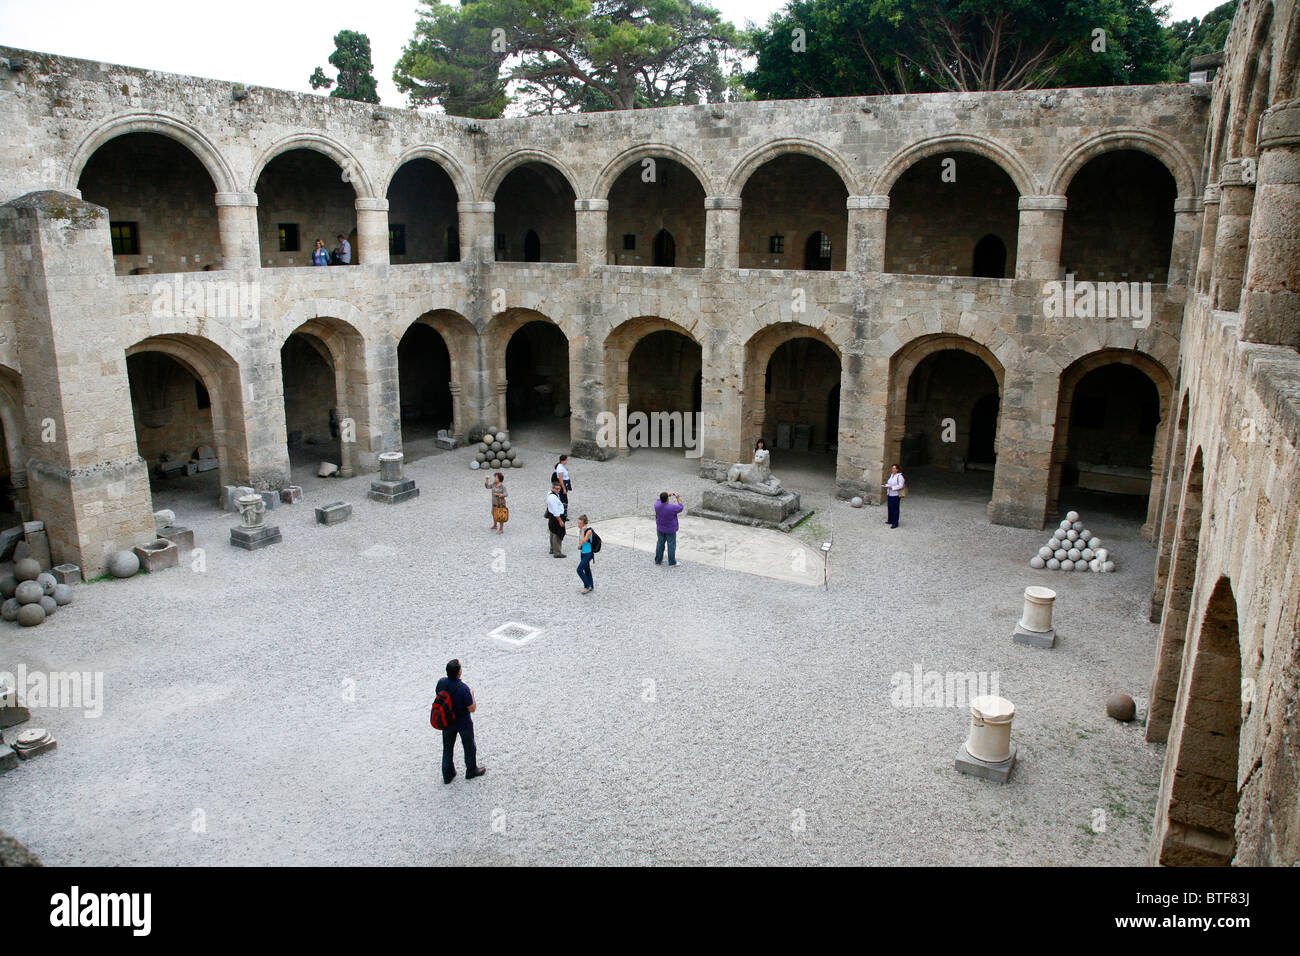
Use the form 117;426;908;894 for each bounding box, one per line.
442;723;476;782
887;494;900;527
577;552;594;589
655;531;677;565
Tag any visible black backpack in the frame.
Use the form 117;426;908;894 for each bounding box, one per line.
589;529;601;553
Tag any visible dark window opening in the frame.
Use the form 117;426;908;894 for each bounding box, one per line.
972;234;1007;278
524;230;541;263
653;229;676;267
804;231;832;270
110;221;139;255
445;225;460;262
389;224;407;256
278;223;300;253
623;234;636;251
769;235;785;254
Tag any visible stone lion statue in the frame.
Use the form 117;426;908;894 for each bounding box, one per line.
724;447;784;496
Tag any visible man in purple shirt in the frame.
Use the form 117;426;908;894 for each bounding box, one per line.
654;491;684;566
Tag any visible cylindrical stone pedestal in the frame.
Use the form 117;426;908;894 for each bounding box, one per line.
1241;98;1300;348
966;695;1016;762
378;451;405;482
236;493;265;528
1014;586;1057;648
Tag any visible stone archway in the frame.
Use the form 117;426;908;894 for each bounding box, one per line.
743;324;842;473
603;317;702;457
485;309;571;444
281;315;374;477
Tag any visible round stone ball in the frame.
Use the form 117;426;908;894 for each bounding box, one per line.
1038;546;1053;560
470;460;480;470
52;583;73;606
107;550;140;579
1096;548;1109;562
0;575;16;599
1061;559;1075;571
495;432;507;443
501;441;511;452
1088;537;1101;550
1102;560;1115;573
1090;559;1102;572
490;441;502;451
1066;529;1079;542
506;449;517;460
1080;529;1091;542
14;580;44;605
850;497;864;508
14;558;40;582
38;595;56;616
1066;510;1080;523
16;603;44;627
1059;519;1072;530
37;572;56;596
1046;558;1061;570
1072;521;1084;532
1081;548;1095;561
1030;556;1046;569
1054;549;1067;560
475;451;486;462
1;598;19;621
491;459;502;469
1106;693;1136;722
1067;548;1081;561
483;433;495;445
1076;559;1090;571
512;459;523;468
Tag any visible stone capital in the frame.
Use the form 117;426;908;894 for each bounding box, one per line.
1219;158;1255;188
848;195;890;210
354;197;389;212
1018;195;1068;212
457;201;495;214
1201;184;1220;205
574;199;609;212
1173;196;1200;214
1258;98;1300;151
214;192;258;207
705;196;741;210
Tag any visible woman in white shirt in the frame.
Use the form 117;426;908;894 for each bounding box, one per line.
882;464;905;528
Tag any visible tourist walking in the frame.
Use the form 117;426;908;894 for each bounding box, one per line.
654;491;684;566
434;659;486;784
552;455;572;517
311;238;330;266
883;464;906;528
547;481;567;557
575;514;595;594
331;233;351;265
485;471;508;533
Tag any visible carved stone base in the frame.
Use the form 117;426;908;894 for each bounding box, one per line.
1012;624;1056;649
696;487;811;532
368;478;419;504
954;742;1017;783
230;525;282;550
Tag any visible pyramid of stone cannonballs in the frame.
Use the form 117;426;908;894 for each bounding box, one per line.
1029;511;1115;573
469;431;523;470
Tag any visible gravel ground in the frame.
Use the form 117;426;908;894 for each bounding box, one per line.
0;429;1165;865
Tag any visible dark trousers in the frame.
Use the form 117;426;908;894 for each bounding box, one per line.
549;527;565;555
655;531;677;565
442;723;476;782
577;553;594;589
887;494;900;527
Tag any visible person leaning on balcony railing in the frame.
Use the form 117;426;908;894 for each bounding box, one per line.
312;238;330;267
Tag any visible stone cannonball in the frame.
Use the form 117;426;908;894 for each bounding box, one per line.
38;595;57;616
0;575;16;599
1046;558;1061;570
470;460;480;470
1;597;19;621
1080;529;1091;542
1066;530;1079;542
1089;559;1102;572
1038;546;1053;560
1106;693;1136;722
1075;559;1090;571
1066;510;1080;523
1054;549;1067;561
15;580;44;605
1102;560;1115;573
1072;521;1084;532
1088;537;1101;550
512;459;523;468
491;441;502;452
107;550;140;579
506;449;517;460
490;459;500;469
1081;548;1095;561
501;441;511;452
37;572;56;596
1067;548;1081;561
16;602;44;627
1096;548;1109;562
14;558;40;582
495;432;507;443
475;452;486;462
483;434;495;445
1030;556;1046;569
52;583;73;606
1061;559;1075;571
850;497;863;508
1059;519;1072;531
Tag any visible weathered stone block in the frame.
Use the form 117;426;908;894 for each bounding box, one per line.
954;742;1017;783
368;478;419;504
259;490;281;511
157;526;195;550
230;525;282;550
51;564;82;585
132;538;179;573
315;502;351;525
280;485;303;504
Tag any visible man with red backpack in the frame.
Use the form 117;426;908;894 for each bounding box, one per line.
431;659;487;785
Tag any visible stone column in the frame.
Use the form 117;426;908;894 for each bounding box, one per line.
575;199;608;271
847;195;889;274
215;192;260;272
989;367;1056;529
698;338;742;476
1014;195;1068;283
1167;196;1201;289
704;196;741;271
458;201;496;264
1210;159;1255;311
354;198;389;266
0;192;156;577
1240;99;1300;348
836;350;886;502
1194;185;1220;294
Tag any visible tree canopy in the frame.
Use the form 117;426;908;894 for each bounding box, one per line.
310;30;381;103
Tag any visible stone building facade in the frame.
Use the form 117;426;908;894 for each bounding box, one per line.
0;0;1295;865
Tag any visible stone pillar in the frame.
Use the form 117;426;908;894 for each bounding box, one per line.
215;192;260;272
575;199;608;271
1240;99;1300;348
1210;159;1255;311
847;195;889;274
836;350;886;502
1014;195;1068;283
354;198;389;266
0;191;156;577
704;196;741;271
458;201;496;264
699;338;742;476
989;367;1056;529
1167;196;1201;289
1194;185;1220;294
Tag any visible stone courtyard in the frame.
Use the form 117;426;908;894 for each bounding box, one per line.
0;436;1165;865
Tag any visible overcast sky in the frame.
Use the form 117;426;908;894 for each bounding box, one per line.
0;0;1230;108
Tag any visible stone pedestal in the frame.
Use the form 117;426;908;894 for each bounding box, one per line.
369;452;419;504
280;485;303;504
51;564;82;585
315;501;352;525
1013;586;1057;648
157;526;195;551
231;493;281;550
132;538;179;573
0;702;31;729
955;696;1017;783
696;485;811;532
12;727;57;761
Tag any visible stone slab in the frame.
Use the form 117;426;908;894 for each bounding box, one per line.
315;502;352;525
259;491;281;511
1013;624;1056;649
23;530;51;571
280;485;303;504
369;478;419;504
51;564;82;585
0;526;23;562
954;743;1017;783
195;458;219;472
701;486;802;524
0;704;31;729
13;737;57;761
230;525;282;551
157;526;195;551
133;539;179;573
0;746;17;774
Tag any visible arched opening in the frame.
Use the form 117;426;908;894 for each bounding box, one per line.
804;231;832;270
740;154;848;270
254;148;357;268
1153;577;1242;866
885;152;1019;277
1148;447;1204;743
743;329;842;478
397;323;453;453
1053;362;1163;521
1060;150;1177;282
503;319;570;444
281;333;340;467
652;229;676;268
0;369;25;526
968;393;1000;464
493;162;576;263
77;132;221;275
385;158;460;264
606;157;705;266
625;329;701;457
971;234;1007;278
